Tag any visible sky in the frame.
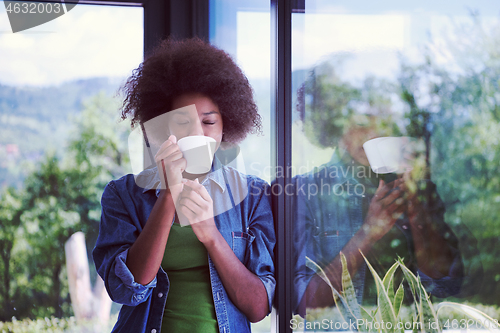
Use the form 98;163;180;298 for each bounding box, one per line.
0;3;143;87
1;1;499;86
232;1;500;83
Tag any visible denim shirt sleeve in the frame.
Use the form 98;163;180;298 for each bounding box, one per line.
92;180;157;306
290;176;317;313
246;178;276;313
417;266;463;298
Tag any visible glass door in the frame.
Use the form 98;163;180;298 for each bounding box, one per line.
291;1;500;331
210;1;272;332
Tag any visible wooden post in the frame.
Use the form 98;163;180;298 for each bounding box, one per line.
65;232;112;326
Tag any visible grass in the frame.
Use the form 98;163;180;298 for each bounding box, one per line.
0;314;118;333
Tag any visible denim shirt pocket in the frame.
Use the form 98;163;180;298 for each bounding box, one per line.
312;229;353;267
231;231;255;263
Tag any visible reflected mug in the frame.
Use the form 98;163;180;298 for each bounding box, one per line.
362;136;415;174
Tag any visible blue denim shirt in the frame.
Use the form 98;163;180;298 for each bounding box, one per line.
292;152;463;311
93;162;275;333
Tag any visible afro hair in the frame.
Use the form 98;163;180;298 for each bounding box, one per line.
120;38;262;144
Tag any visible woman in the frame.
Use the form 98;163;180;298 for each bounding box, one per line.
93;38;275;333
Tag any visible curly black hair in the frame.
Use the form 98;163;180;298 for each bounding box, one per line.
120;38;262;144
296;63;361;148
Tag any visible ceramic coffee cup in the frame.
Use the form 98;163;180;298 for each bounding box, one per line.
177;135;217;174
362;136;415;174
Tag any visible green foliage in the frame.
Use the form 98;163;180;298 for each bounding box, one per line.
0;313;119;333
306;253;498;333
0;187;23;319
0;79;122;189
0;92;130;320
66;91;131;181
396;17;500;304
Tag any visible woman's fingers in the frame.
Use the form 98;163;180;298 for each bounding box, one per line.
179;182;211;210
373;179;390;200
154;135;179;160
378;178;404;204
155;136;189;188
176;180;213;224
169;156;186;172
154;136;173;158
155;141;182;163
183;179;211;202
179;190;203;210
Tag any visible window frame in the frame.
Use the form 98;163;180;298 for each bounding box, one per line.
270;0;293;332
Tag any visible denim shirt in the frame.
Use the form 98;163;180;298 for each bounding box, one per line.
92;162;275;333
292;152;463;311
292;154;369;309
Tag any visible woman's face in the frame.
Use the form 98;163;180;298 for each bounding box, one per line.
342;115;378;166
169;93;224;142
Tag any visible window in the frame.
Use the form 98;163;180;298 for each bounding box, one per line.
288;1;500;332
0;2;142;328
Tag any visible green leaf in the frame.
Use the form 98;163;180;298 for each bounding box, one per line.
361;252;399;333
360;306;377;333
340;252;361;320
305;256;353;323
393;283;405;318
435;302;499;333
382;261;399;302
397;260;441;333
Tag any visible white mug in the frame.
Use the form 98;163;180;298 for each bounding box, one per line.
362;136;415;174
177;135;217;174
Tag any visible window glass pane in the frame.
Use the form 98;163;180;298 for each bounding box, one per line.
210;1;272;332
0;4;142;329
210;0;271;184
292;1;499;331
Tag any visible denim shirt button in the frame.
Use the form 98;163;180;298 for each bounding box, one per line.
158;292;163;298
151;329;157;333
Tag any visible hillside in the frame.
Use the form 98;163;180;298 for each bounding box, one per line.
0;77;125;188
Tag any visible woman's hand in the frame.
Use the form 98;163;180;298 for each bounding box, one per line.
155;135;186;194
177;179;219;244
362;178;407;242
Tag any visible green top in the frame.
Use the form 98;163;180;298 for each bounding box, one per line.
161;223;218;333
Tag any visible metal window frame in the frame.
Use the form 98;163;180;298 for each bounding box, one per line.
270;0;293;332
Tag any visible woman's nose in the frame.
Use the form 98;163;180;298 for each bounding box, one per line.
188;118;204;136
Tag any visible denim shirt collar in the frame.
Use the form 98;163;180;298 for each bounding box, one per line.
326;148;377;189
324;148;362;186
